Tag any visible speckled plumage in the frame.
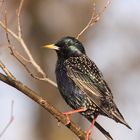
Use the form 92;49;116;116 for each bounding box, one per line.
47;36;131;139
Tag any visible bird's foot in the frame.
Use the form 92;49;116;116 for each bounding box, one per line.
85;130;91;140
63;113;71;125
85;115;98;140
63;107;87;125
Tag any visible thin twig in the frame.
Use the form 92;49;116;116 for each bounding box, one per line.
4;10;11;45
9;46;58;87
0;60;15;79
17;35;46;76
76;2;96;39
76;0;112;39
16;0;24;38
0;100;14;137
16;1;46;76
0;0;5;14
14;49;30;62
30;75;57;87
4;8;30;63
0;0;57;87
4;13;32;77
0;20;19;40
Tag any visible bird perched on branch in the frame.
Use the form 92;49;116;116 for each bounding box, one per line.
44;36;131;140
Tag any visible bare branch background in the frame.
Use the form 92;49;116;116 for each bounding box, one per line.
0;0;113;139
0;0;139;140
0;0;113;140
76;0;111;39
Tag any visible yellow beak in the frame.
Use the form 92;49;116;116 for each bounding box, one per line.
42;44;59;50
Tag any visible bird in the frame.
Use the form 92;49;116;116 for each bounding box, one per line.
43;36;131;140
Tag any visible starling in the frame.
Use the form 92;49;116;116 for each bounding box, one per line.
44;36;131;140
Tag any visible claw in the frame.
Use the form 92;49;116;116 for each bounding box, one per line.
85;130;92;140
63;107;87;125
63;113;71;125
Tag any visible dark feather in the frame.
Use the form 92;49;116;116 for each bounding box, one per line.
64;54;131;129
64;55;113;116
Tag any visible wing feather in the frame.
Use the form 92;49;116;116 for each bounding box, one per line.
65;55;113;116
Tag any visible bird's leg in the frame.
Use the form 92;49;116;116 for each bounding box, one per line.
63;107;87;125
85;115;97;140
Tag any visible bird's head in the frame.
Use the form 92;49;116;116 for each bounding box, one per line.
43;36;86;59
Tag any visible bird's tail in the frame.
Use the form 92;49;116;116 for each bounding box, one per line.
94;122;113;140
111;105;132;129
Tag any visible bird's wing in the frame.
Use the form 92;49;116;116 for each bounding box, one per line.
64;55;113;115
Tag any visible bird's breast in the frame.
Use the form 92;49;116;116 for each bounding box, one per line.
55;62;75;96
55;60;99;112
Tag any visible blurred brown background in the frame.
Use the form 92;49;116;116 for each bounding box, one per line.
0;0;139;140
